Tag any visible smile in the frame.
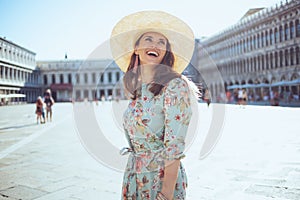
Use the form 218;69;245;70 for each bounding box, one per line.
146;51;159;57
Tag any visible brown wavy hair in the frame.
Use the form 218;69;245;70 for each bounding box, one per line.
123;33;180;100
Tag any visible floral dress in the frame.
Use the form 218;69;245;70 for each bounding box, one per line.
122;77;193;200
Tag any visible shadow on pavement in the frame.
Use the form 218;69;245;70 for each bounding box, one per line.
0;123;38;132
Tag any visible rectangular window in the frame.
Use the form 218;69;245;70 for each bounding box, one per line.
116;72;120;81
92;73;96;83
108;72;112;83
84;73;88;83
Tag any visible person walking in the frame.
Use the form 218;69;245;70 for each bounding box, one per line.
43;89;55;122
35;96;45;124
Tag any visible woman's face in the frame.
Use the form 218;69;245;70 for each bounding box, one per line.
135;32;167;66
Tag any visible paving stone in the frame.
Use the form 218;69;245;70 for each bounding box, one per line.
0;185;47;200
70;188;119;200
245;184;300;199
0;193;17;200
38;176;88;193
33;185;85;200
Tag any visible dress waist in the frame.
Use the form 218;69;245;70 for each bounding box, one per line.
120;147;164;156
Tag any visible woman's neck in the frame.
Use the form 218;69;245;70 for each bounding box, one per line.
140;64;155;84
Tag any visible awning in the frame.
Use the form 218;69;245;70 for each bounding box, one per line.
271;79;300;87
227;79;300;90
50;83;73;90
0;94;26;98
227;83;269;89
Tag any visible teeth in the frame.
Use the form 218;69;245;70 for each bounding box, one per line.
147;51;158;57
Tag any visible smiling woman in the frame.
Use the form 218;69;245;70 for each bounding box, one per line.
110;11;199;200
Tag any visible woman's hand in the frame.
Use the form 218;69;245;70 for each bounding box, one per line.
156;192;169;200
159;159;181;200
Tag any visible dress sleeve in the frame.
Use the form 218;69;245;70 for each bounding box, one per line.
162;78;193;160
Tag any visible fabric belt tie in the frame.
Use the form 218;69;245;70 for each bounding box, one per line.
119;147;133;156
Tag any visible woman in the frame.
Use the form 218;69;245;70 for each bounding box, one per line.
44;89;55;122
111;11;198;200
35;96;45;124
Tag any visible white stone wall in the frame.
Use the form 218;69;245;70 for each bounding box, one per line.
0;37;39;103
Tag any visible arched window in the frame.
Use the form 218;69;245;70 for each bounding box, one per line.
84;73;88;83
290;21;295;39
116;72;120;81
285;49;289;66
0;66;3;79
43;75;48;85
296;47;300;65
270;53;273;69
290;48;294;66
257;33;260;48
274;52;278;68
280;25;284;42
76;74;80;84
265;30;269;46
279;51;283;67
261;32;264;47
296;20;300;37
52;74;56;84
92;73;96;83
275;28;278;43
9;68;12;79
248;58;251;72
284;23;289;40
68;74;72;84
246;38;249;52
60;74;64;84
266;54;269;70
261;55;265;70
270;29;274;45
253;35;256;49
108;72;112;82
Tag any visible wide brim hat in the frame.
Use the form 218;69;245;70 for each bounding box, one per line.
110;10;195;73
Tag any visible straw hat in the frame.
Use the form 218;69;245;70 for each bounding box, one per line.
110;10;195;73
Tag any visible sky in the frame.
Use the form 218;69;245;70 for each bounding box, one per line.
0;0;282;60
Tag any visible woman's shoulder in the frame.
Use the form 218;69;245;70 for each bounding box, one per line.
165;76;188;90
164;76;200;100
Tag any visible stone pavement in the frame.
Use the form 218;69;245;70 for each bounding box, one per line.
0;102;300;200
0;103;123;200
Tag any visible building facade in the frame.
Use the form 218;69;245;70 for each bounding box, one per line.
37;59;124;102
0;37;40;104
197;0;300;105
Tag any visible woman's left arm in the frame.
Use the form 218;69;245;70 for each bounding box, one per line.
160;78;193;199
160;160;180;199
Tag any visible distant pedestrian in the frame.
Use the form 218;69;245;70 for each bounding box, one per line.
241;89;248;106
238;88;243;105
233;88;239;104
271;90;279;106
226;90;231;103
43;89;54;122
36;96;45;124
203;89;211;106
